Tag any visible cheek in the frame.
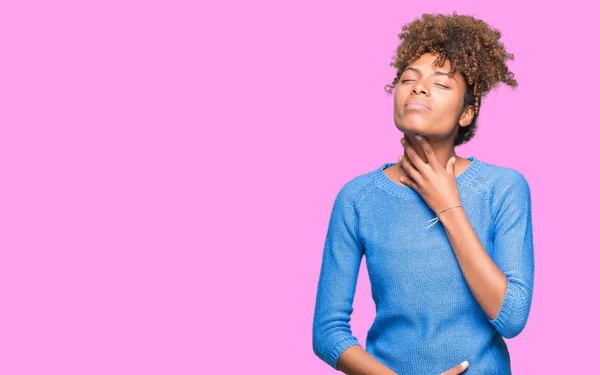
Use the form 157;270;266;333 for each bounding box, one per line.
393;89;402;102
437;95;463;115
393;89;410;108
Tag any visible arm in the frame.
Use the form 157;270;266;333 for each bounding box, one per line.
312;184;397;374
337;345;398;375
438;171;534;338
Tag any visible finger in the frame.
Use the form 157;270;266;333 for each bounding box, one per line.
446;156;456;177
414;134;441;171
399;175;418;191
441;361;469;375
401;137;429;175
398;155;425;187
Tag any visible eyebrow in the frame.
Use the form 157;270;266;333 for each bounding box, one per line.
402;67;458;82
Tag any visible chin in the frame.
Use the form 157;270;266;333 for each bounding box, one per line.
395;118;430;134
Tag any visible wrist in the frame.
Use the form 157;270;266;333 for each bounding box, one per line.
437;205;464;225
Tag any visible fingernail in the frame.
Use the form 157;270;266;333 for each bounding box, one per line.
461;361;469;368
401;138;406;144
415;134;422;140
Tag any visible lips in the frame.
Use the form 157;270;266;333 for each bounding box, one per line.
405;99;431;111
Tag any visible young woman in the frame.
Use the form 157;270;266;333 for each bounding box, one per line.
312;12;534;375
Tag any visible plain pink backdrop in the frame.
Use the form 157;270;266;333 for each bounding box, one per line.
0;0;597;374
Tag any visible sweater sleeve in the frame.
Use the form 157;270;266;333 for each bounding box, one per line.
312;183;364;370
488;170;535;339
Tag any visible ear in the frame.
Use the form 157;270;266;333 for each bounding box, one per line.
458;105;474;127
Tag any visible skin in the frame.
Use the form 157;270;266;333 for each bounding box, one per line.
386;52;475;183
336;53;506;375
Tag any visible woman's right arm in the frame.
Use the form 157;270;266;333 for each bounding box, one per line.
312;183;396;374
336;345;398;375
311;183;470;375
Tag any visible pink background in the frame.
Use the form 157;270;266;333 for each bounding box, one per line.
0;1;596;374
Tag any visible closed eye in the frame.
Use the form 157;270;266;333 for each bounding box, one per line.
401;79;448;89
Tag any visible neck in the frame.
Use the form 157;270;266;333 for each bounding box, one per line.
402;134;457;169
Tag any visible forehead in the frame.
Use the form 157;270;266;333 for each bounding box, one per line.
404;53;465;84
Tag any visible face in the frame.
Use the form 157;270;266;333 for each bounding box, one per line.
393;52;473;142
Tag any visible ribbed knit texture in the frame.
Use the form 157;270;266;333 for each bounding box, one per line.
312;156;534;375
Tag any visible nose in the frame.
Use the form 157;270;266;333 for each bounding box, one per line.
411;80;429;95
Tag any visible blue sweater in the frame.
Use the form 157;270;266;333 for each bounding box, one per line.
312;156;534;375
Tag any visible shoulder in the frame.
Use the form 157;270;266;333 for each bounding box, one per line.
475;158;531;196
475;159;532;215
334;166;380;207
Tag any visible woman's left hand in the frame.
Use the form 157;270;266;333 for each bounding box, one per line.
398;134;462;215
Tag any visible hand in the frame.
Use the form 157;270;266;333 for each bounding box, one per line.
439;361;469;374
398;134;462;216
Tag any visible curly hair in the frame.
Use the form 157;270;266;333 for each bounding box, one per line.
384;12;518;146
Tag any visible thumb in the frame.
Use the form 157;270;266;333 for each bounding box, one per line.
446;156;456;177
447;361;469;374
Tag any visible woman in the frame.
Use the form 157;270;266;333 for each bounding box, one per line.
312;12;534;375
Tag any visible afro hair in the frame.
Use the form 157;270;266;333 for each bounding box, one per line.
384;12;518;146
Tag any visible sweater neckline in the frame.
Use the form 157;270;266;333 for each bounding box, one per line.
373;156;483;198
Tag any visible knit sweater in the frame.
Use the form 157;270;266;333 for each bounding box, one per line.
312;156;534;375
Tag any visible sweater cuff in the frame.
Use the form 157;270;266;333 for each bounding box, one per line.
325;337;362;370
488;279;517;335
